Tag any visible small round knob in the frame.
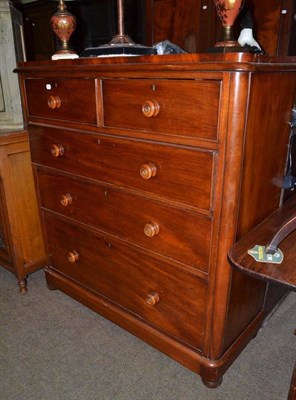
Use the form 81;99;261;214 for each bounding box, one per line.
146;291;160;306
48;95;61;109
68;250;79;263
142;99;160;118
140;162;157;180
60;193;72;207
51;144;64;157
144;222;160;238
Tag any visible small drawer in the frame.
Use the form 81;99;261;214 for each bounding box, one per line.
45;215;207;350
25;78;97;124
29;125;215;211
103;78;221;141
38;170;212;272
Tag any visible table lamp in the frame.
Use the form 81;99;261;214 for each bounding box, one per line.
83;0;156;57
51;0;79;60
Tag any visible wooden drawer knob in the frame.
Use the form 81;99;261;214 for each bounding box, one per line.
48;95;61;109
144;222;160;238
146;291;160;306
51;144;64;157
60;193;72;207
140;162;157;180
68;250;79;263
142;99;160;118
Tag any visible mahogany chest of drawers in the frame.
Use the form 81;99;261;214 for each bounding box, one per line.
16;53;296;387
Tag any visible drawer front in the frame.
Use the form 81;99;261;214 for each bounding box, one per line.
38;170;212;272
29;125;215;211
25;78;97;124
45;215;207;349
103;78;221;140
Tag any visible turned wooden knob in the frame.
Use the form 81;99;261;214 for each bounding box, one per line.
60;193;72;207
51;144;64;157
142;99;160;117
144;222;160;238
68;250;79;263
146;291;160;306
48;95;61;109
140;162;157;180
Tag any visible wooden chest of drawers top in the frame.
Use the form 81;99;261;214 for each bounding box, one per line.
24;76;221;143
19;53;296;145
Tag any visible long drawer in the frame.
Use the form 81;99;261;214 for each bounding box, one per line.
29;125;216;211
45;214;207;350
25;78;97;125
102;78;221;141
38;169;212;272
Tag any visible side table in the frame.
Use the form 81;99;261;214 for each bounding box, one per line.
0;130;47;293
228;195;296;399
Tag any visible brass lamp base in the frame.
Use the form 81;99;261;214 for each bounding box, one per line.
215;25;239;47
83;33;156;57
83;0;156;57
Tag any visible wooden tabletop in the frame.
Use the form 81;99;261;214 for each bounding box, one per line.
228;194;296;291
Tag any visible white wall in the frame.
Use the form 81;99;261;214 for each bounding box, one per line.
0;1;23;130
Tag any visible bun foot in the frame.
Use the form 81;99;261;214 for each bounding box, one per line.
18;279;28;294
201;376;223;388
45;269;57;290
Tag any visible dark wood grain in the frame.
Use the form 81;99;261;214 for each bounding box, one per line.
37;169;212;273
145;0;220;53
28;125;215;211
103;78;221;140
25;78;97;124
45;214;207;350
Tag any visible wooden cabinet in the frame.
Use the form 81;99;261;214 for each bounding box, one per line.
145;0;220;53
16;53;296;387
13;0;146;61
248;0;296;56
0;130;46;293
146;0;296;55
13;0;295;61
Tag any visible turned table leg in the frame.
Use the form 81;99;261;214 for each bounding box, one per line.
18;279;28;294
